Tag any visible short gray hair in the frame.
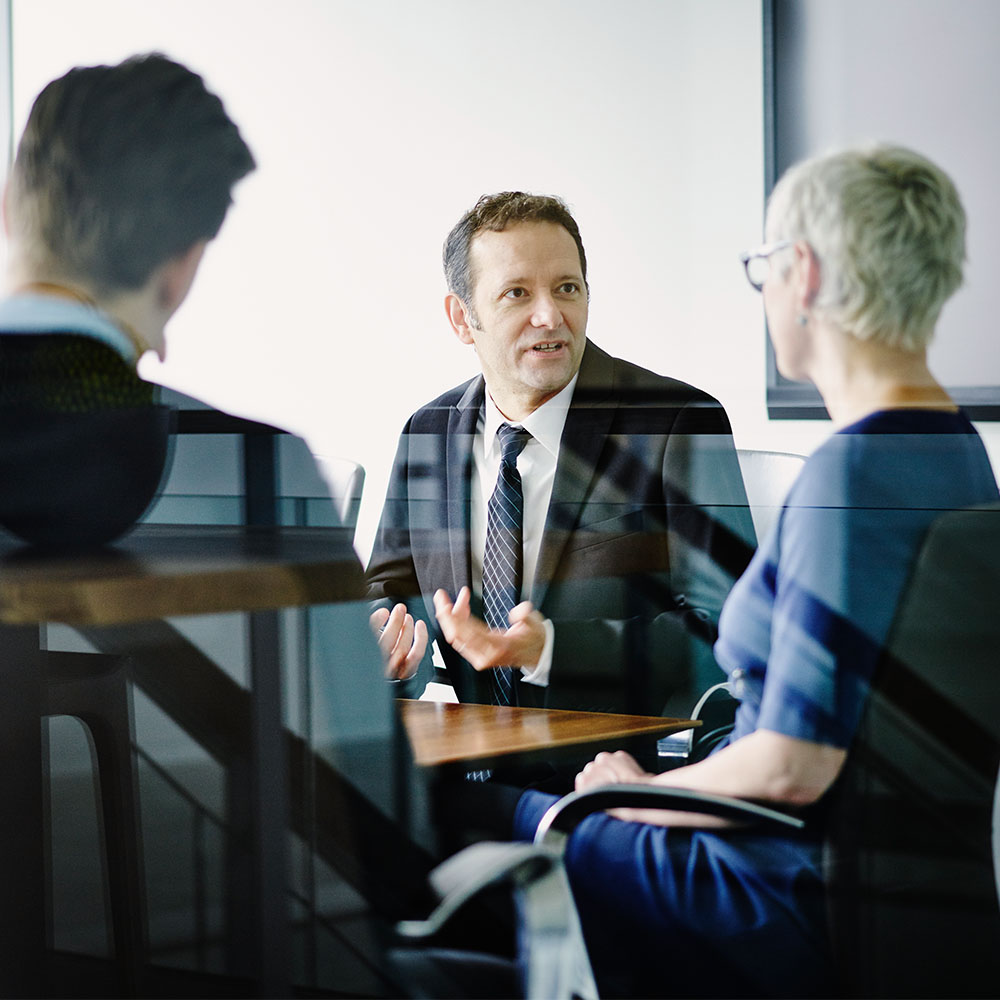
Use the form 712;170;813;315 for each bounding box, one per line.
765;144;965;351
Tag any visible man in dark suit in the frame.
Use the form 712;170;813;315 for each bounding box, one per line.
367;192;754;718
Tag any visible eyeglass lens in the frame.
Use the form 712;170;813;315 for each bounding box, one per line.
745;255;771;289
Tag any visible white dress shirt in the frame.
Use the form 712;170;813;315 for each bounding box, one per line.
471;375;578;686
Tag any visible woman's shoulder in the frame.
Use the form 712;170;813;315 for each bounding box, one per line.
791;408;994;509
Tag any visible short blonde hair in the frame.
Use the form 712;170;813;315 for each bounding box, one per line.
765;144;965;351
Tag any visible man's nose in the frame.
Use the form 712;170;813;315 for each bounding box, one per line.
530;293;562;328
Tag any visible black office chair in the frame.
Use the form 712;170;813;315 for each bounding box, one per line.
396;502;1000;999
819;501;1000;997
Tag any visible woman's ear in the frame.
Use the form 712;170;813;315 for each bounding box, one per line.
794;240;822;309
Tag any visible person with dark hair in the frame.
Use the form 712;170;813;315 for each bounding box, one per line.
0;52;255;548
0;57;442;994
367;191;754;732
441;191;589;309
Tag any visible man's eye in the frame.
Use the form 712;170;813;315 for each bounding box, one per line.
503;288;527;299
558;282;580;295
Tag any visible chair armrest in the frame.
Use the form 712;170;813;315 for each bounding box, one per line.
533;784;805;850
396;841;559;940
396;840;600;1000
658;681;736;761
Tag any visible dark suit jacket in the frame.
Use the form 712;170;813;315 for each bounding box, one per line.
0;331;170;549
366;340;755;716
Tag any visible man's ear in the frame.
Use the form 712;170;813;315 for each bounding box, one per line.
156;240;208;318
445;293;477;345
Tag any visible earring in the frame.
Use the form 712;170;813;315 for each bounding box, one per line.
796;313;808;327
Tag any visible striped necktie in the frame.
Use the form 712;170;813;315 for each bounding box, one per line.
482;422;531;706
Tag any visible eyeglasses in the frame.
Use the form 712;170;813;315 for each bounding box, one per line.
740;240;793;291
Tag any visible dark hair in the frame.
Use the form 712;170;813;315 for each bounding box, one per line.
8;52;256;293
442;191;588;305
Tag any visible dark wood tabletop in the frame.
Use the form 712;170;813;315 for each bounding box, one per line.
0;522;363;625
399;698;699;767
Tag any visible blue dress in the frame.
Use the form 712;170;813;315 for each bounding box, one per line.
514;409;999;997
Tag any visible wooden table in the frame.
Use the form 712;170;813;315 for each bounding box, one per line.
400;699;699;768
0;523;363;998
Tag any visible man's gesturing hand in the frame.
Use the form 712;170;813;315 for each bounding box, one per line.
433;586;545;670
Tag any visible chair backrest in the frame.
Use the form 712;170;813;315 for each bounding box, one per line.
313;455;366;534
142;389;364;537
736;448;806;543
823;502;1000;996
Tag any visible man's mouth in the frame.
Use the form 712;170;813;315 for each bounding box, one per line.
532;342;563;353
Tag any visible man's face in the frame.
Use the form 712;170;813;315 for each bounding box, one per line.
447;221;588;420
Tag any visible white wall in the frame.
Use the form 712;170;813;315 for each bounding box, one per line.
10;1;993;563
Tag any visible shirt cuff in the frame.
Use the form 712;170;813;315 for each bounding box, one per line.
519;618;554;687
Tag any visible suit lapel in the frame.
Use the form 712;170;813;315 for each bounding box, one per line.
445;377;483;597
533;342;616;610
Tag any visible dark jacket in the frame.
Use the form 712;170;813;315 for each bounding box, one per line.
366;340;755;716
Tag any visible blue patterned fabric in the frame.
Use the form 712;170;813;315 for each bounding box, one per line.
715;409;999;749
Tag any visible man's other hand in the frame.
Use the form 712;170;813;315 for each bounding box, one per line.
369;603;428;681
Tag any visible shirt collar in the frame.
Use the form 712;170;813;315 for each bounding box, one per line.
483;373;579;459
0;293;139;364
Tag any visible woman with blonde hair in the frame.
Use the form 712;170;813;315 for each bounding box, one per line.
513;144;1000;997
